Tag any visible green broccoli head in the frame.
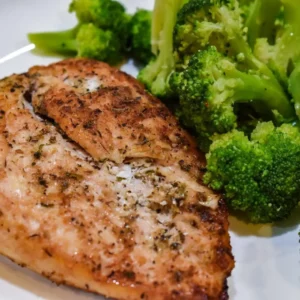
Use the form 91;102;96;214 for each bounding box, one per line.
174;0;248;64
129;9;153;64
69;0;127;30
28;0;131;63
204;122;300;223
170;47;238;150
76;23;123;65
69;0;131;47
173;0;287;91
169;46;295;150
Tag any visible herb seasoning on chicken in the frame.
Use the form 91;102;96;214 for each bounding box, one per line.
0;59;234;300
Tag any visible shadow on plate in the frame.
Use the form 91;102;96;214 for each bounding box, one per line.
229;205;300;237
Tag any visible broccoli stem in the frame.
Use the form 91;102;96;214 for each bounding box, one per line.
266;0;300;85
151;0;166;55
140;7;175;93
151;0;188;55
225;65;296;122
139;0;186;97
28;26;79;55
150;0;179;95
228;33;290;107
246;0;281;48
288;61;300;119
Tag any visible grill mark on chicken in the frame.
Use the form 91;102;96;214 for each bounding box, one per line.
0;59;234;300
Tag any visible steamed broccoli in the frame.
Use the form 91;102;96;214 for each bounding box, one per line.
289;62;300;119
204;122;300;223
173;0;286;98
254;0;300;87
69;0;130;36
28;23;123;65
169;46;295;151
174;0;256;68
174;0;243;60
76;23;123;64
28;0;130;64
138;0;188;98
28;26;80;57
245;0;281;48
129;9;153;64
239;0;253;24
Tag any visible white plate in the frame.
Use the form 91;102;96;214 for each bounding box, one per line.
0;1;299;299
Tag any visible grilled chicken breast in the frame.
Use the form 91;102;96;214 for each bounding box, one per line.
0;59;234;299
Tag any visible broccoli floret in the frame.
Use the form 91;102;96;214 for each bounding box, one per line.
245;0;281;48
204;122;300;223
173;0;280;81
69;0;131;48
28;0;131;64
174;0;248;62
69;0;129;33
129;9;153;64
169;46;296;151
76;23;123;64
137;0;188;98
28;23;124;65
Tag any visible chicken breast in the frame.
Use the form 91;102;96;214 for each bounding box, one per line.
0;59;234;300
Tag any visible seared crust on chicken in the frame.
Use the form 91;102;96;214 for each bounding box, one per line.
29;59;204;177
0;59;234;299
